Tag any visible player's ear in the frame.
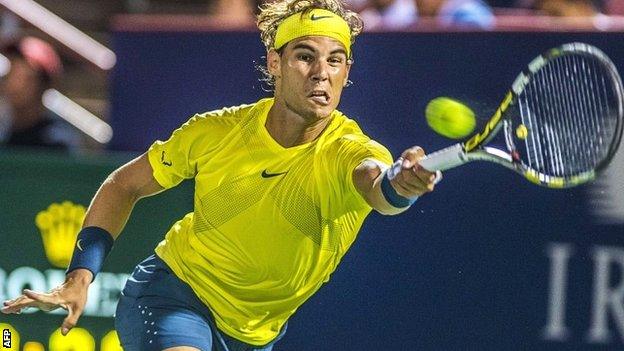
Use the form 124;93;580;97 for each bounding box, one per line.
343;59;352;87
267;49;281;78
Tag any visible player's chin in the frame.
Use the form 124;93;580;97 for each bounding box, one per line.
307;98;338;117
304;105;332;119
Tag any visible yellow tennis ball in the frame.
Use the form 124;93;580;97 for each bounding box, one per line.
425;97;476;139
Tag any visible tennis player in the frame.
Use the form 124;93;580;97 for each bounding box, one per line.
2;0;438;349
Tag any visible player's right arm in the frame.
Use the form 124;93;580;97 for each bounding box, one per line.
82;153;165;238
353;146;437;215
1;153;163;334
2;111;229;333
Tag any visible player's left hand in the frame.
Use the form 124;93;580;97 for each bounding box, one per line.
1;269;91;335
390;146;440;197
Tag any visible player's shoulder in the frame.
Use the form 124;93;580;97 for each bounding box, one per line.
192;102;256;123
324;111;391;156
180;100;263;134
329;111;378;144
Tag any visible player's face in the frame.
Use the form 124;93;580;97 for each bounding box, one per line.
270;36;351;121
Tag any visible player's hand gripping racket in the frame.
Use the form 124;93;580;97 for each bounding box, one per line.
389;43;624;188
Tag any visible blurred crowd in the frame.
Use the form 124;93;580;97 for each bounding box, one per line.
0;35;80;151
200;0;623;30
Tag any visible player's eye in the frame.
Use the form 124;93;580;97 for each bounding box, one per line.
297;53;314;62
328;56;344;66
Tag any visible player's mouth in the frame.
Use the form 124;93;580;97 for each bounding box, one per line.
308;90;330;106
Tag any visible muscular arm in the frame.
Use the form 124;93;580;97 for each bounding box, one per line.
352;146;437;215
1;153;165;333
84;152;164;238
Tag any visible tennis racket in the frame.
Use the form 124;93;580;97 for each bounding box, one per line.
389;42;624;188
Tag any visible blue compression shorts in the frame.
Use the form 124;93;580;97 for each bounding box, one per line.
115;254;287;350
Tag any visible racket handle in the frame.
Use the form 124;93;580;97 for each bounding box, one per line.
419;144;467;171
387;144;467;179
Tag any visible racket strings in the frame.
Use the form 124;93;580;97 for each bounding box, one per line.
517;53;620;179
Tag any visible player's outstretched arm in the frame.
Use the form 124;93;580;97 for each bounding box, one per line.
353;146;438;215
1;153;164;334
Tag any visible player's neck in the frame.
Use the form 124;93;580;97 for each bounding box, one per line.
266;100;332;148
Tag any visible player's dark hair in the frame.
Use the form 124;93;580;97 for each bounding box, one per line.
255;0;361;89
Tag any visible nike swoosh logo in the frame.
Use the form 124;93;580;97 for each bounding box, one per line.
310;14;333;21
261;170;288;178
76;239;84;251
161;151;172;167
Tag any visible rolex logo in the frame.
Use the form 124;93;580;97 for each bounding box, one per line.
35;201;86;268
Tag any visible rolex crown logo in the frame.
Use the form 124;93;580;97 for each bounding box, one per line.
35;201;86;268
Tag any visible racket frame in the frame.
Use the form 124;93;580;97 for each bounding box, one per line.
391;43;624;189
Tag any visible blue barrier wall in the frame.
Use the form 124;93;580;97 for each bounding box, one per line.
110;29;624;350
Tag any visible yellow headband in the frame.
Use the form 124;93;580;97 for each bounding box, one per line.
274;9;352;57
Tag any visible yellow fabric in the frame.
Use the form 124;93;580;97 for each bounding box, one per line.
148;98;392;345
274;9;352;57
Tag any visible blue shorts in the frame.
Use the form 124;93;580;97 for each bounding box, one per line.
115;255;287;350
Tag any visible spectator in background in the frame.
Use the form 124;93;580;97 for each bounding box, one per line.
358;0;418;29
207;0;264;27
343;0;369;12
0;37;79;151
0;10;19;41
533;0;598;16
605;0;623;15
415;0;495;28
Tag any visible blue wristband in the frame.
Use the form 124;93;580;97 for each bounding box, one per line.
381;171;417;208
66;226;114;281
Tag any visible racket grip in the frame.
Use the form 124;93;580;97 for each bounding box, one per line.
387;144;467;179
418;144;467;171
